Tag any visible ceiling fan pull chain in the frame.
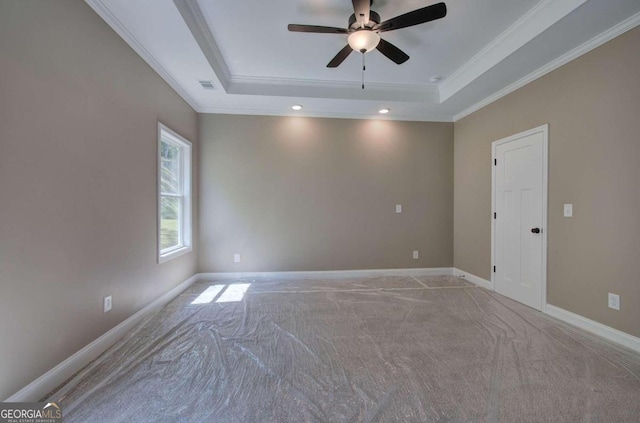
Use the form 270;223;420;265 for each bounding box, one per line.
362;52;366;90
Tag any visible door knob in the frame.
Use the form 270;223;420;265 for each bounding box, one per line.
531;228;541;234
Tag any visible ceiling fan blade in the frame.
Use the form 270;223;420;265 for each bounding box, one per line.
374;2;447;32
352;0;371;27
376;38;409;64
327;44;353;68
288;24;348;34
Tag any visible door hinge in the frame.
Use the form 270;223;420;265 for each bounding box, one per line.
494;158;497;166
493;265;496;273
494;212;496;219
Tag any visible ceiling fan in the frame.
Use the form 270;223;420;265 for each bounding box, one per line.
288;0;447;68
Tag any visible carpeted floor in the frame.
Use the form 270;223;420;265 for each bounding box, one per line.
48;275;640;422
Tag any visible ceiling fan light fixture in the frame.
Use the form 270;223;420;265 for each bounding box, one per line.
348;30;381;53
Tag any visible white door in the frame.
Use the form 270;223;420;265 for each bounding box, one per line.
492;125;547;311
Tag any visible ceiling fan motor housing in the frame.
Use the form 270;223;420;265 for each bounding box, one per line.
348;11;380;30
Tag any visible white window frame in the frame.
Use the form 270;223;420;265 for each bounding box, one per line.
158;123;192;263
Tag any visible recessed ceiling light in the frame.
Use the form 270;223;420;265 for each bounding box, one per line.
429;76;442;83
379;108;390;114
291;104;303;111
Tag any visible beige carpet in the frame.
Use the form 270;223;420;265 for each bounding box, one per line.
49;276;640;422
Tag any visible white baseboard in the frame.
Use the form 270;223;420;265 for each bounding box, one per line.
5;274;200;402
451;268;640;354
198;267;454;281
544;304;640;354
9;269;638;403
452;268;493;290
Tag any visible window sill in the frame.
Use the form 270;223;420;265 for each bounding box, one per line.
158;246;192;264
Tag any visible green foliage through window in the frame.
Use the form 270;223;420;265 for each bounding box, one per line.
160;139;182;252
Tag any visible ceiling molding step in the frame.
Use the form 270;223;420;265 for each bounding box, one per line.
197;107;454;123
229;75;438;93
453;10;640;122
440;0;588;102
84;0;199;111
227;76;439;103
173;0;231;92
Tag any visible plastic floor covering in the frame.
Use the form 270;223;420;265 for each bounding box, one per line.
48;275;640;422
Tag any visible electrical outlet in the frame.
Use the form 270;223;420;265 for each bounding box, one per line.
103;295;112;313
608;293;620;310
396;204;402;214
413;250;419;259
234;254;241;263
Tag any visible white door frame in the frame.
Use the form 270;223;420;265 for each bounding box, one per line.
491;124;549;311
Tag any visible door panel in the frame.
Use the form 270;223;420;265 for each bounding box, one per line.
520;188;533;288
494;129;545;310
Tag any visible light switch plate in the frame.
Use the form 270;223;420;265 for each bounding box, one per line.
608;293;620;310
413;250;419;259
396;204;402;214
563;204;573;217
234;254;241;263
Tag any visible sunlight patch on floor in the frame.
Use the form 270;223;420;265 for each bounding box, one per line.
191;283;251;304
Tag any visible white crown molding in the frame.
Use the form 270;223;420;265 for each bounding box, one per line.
227;75;438;103
545;305;640;354
440;0;588;102
197;106;454;123
453;10;640;121
229;75;438;92
88;0;639;124
5;274;200;402
84;0;199;111
174;0;438;104
173;0;231;92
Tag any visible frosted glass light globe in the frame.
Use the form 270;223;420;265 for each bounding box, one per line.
348;30;381;52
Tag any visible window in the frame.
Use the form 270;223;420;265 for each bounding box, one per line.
158;123;192;263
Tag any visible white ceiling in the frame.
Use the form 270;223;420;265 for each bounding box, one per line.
87;0;640;122
199;0;537;85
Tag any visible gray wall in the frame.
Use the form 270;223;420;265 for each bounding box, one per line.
199;115;453;272
3;0;638;403
0;0;198;399
454;27;640;337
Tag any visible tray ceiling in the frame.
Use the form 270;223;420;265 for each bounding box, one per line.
86;0;640;121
